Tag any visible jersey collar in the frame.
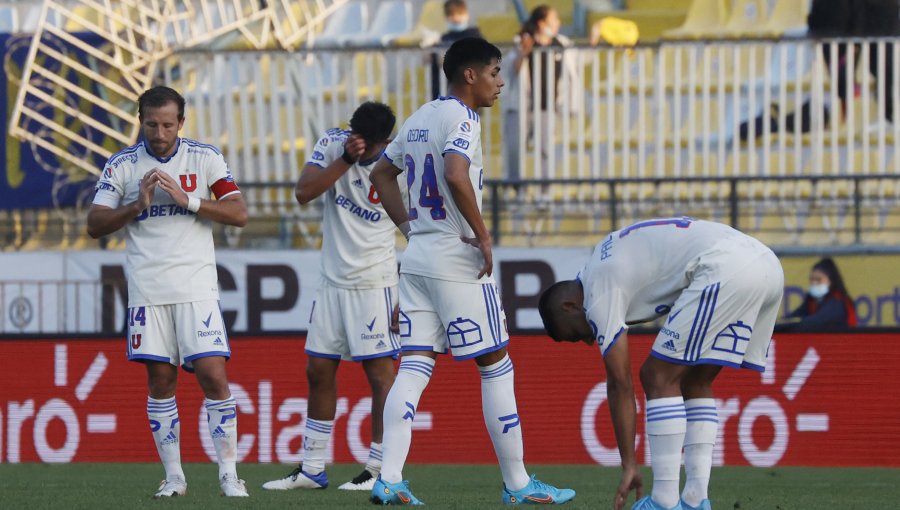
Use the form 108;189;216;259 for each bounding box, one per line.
143;137;181;164
359;149;385;167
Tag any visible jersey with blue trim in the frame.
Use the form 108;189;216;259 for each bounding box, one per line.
91;138;240;307
580;218;771;356
384;96;486;283
307;128;400;289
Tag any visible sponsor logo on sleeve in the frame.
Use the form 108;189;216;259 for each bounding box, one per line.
312;151;325;161
452;138;470;150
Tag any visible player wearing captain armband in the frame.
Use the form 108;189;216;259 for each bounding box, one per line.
87;86;249;499
262;102;405;493
539;218;784;510
368;37;576;506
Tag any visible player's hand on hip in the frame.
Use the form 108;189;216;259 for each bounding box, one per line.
390;303;400;334
460;235;493;279
137;169;161;209
155;170;190;208
342;134;366;164
613;465;643;510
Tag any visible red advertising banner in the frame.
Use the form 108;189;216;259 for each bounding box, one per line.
1;334;898;466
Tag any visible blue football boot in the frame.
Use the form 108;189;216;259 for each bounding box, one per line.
502;474;576;505
631;496;683;510
681;499;711;510
371;476;424;505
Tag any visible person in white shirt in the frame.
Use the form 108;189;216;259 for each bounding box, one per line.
538;218;784;510
87;86;249;499
262;102;400;493
368;37;575;506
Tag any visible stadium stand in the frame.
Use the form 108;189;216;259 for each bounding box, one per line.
2;0;899;251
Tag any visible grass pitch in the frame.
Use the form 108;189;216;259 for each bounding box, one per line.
0;463;896;509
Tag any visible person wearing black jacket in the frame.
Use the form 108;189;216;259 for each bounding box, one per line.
786;257;858;331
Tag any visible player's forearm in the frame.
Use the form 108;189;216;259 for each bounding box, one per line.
607;375;638;469
446;171;490;241
196;195;248;227
86;202;142;238
295;161;350;204
371;168;409;228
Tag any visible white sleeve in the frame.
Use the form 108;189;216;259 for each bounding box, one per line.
383;136;404;168
91;163;124;208
206;151;241;199
441;112;480;162
306;133;342;168
584;283;629;358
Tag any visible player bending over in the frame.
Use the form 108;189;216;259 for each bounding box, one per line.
539;217;784;510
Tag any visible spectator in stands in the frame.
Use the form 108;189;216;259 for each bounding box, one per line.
808;0;898;124
503;5;579;196
429;0;483;99
786;257;858;331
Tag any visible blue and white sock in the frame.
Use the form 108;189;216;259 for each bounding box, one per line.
682;398;717;507
479;354;530;491
300;418;334;475
646;397;687;509
380;355;435;484
364;442;383;475
205;396;238;478
147;396;184;481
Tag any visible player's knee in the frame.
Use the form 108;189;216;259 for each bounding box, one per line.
639;358;677;395
306;362;336;388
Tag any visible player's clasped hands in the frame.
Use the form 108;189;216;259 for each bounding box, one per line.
153;169;191;209
137;168;161;209
460;235;493;278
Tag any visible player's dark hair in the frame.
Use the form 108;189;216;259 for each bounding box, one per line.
350;101;396;145
444;0;467;16
443;37;501;83
812;257;852;299
538;281;572;341
138;86;185;120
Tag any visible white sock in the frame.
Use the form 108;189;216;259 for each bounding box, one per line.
646;397;687;509
380;355;434;484
147;396;184;481
300;418;333;475
682;398;717;507
365;442;383;475
205;396;238;478
479;354;530;491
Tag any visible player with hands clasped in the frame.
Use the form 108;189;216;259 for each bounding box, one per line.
368;37;575;506
262;102;403;493
87;86;249;498
539;218;784;510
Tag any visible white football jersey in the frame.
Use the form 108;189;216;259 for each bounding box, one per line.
307;128;399;289
384;96;486;283
92;138;240;307
579;218;773;356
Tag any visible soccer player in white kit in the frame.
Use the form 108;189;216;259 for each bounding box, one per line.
262;102;400;492
368;37;575;505
538;218;784;510
87;86;249;498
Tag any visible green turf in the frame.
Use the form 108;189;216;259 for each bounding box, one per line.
0;463;897;509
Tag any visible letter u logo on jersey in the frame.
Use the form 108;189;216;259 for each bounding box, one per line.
368;185;381;204
179;174;197;192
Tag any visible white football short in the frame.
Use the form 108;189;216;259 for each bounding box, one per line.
305;282;400;361
126;300;230;371
651;247;784;372
398;273;509;360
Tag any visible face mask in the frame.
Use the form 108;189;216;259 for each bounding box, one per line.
809;283;829;299
542;27;556;38
447;19;469;32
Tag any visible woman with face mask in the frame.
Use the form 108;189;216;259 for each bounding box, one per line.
786;257;858;331
503;5;579;200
